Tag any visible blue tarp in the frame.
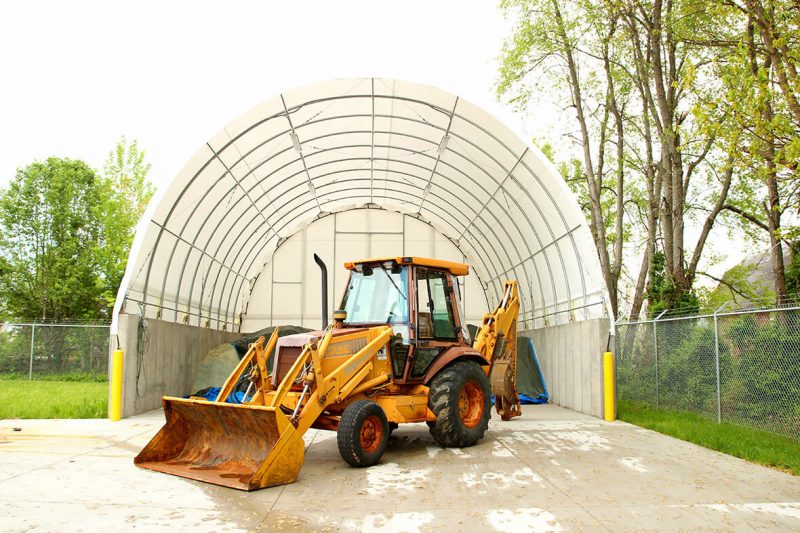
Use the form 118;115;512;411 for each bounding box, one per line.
519;393;546;404
521;338;549;404
193;387;246;404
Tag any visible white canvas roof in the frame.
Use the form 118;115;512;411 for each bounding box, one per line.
112;78;610;334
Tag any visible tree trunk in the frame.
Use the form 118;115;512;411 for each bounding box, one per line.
765;146;788;306
551;0;619;317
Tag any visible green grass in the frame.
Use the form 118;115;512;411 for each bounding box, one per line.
1;372;107;382
618;400;800;476
0;378;108;419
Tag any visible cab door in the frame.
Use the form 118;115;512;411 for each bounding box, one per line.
404;267;463;380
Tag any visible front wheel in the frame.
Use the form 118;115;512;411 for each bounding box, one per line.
337;400;389;467
428;361;491;447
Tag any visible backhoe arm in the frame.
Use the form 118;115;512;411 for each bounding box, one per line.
473;280;521;420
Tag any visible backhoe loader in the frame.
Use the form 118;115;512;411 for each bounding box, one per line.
135;255;521;490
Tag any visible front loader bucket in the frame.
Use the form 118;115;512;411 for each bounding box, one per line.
134;397;305;491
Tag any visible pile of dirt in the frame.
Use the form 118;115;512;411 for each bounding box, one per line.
190;324;313;394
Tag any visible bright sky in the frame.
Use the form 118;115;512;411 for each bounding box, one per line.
0;1;745;289
0;1;519;190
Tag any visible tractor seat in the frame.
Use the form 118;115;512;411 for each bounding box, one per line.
418;312;433;338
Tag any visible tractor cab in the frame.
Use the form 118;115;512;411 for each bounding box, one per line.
340;257;471;382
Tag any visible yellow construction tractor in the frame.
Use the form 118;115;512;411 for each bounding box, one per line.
135;256;521;491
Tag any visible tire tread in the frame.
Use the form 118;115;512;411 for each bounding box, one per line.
428;361;491;447
337;399;389;467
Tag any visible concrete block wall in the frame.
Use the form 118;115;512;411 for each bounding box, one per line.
112;314;241;418
523;317;612;419
110;314;612;419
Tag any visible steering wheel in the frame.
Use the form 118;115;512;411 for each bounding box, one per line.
386;302;399;323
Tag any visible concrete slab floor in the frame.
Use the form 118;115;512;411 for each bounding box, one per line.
1;404;799;532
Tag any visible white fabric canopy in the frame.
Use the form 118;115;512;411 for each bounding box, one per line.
112;78;609;334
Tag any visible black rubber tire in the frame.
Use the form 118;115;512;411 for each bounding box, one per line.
337;400;390;467
388;422;399;434
428;361;491;447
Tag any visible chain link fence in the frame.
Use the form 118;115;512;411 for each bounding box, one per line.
616;306;800;441
0;322;110;381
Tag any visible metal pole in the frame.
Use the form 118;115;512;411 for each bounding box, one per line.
653;320;658;408
653;309;668;408
713;303;728;424
28;323;35;380
604;351;616;421
714;314;721;423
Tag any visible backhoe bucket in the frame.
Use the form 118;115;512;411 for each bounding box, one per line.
134;397;305;491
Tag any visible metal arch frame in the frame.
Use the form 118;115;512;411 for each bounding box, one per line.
157;142;281;324
206;90;573;267
440;115;576;315
150;141;548;329
280;94;322;212
210;128;555;315
132;82;603;332
159;129;553;328
449;107;593;319
217;181;504;331
225;110;564;309
202;146;541;328
147;155;542;330
177;109;549;281
248;205;495;329
221;180;513;329
416;96;459;214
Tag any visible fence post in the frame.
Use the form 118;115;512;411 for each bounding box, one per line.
28;323;35;380
653;310;668;408
713;303;728;424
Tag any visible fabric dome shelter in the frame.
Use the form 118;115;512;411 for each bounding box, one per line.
112;78;610;335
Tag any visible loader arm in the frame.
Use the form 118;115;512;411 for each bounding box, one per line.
135;326;393;491
248;326;393;486
472;280;521;420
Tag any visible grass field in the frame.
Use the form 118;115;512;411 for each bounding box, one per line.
0;378;107;419
618;400;800;476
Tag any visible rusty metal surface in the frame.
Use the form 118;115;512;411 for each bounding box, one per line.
491;345;522;421
421;345;487;384
134;397;302;491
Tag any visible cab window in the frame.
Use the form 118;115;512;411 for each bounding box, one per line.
415;268;457;340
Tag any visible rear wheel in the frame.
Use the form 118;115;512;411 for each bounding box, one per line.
337;400;389;467
428;361;491;447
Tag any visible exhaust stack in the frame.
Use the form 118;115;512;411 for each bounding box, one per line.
313;253;328;327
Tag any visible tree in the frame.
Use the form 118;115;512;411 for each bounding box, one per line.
0;158;105;320
622;0;734;312
96;137;154;308
498;0;738;318
0;138;153;321
700;0;800;306
498;0;635;319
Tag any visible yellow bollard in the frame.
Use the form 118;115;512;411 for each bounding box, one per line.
603;351;616;421
109;349;124;421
